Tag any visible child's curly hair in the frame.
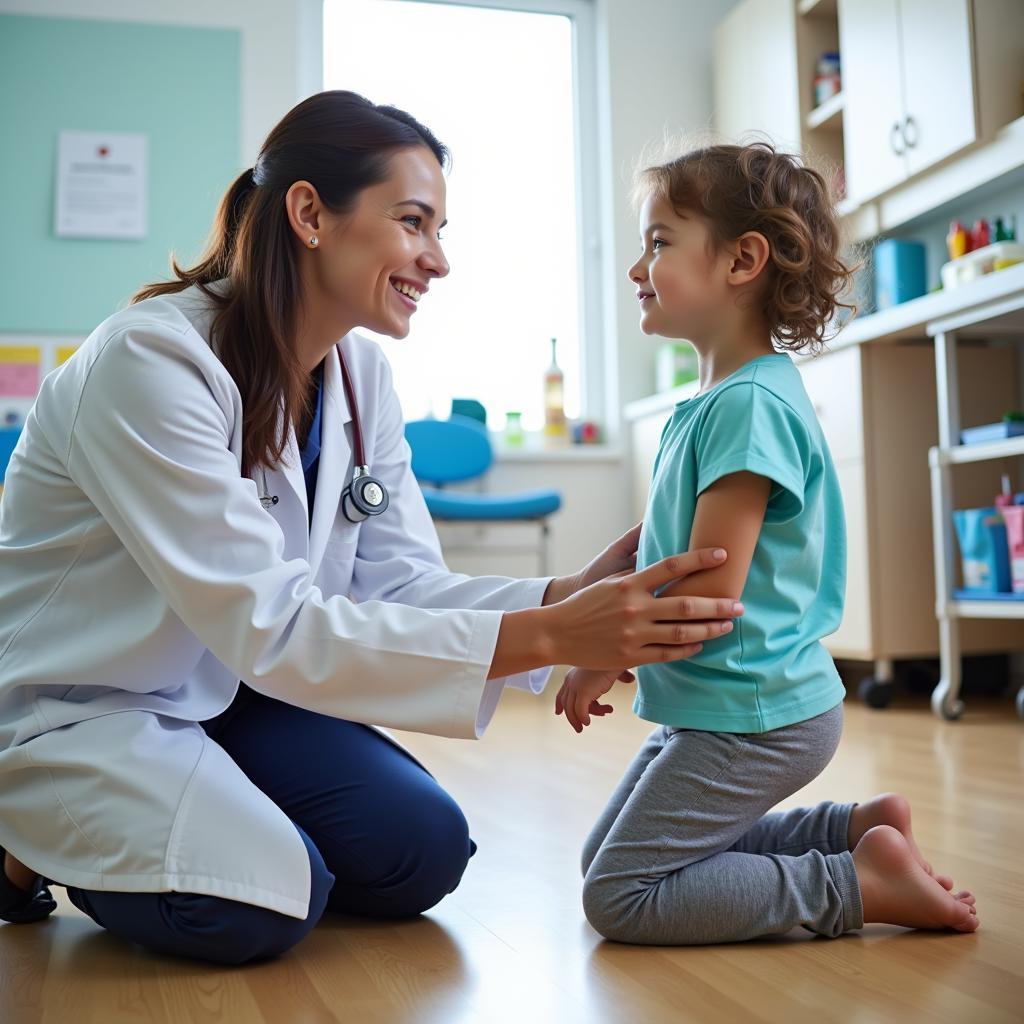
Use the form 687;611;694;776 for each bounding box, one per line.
634;141;857;353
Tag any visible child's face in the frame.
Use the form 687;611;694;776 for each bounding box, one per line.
628;194;729;341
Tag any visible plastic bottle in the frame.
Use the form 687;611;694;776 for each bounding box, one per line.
970;219;991;250
947;220;969;260
543;337;568;444
813;52;841;107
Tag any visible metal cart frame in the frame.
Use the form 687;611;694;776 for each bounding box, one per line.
927;287;1024;720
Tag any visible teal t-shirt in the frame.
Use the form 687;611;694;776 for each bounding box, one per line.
635;353;846;733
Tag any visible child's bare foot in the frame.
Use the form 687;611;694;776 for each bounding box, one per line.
848;793;954;890
853;826;979;933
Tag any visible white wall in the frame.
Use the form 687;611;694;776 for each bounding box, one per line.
596;0;741;419
3;0;732;578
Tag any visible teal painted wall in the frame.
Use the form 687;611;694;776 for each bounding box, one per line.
0;14;241;333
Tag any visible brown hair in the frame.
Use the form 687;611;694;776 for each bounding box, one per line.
634;141;856;352
133;90;448;476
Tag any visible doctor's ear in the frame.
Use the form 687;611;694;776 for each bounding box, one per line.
725;231;770;286
285;181;325;249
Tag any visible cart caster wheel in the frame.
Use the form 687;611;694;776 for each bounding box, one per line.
858;676;892;709
931;681;964;721
1016;687;1024;720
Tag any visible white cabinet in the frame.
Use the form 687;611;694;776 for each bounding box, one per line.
713;0;1024;232
713;0;802;151
898;0;977;176
838;0;976;204
714;0;849;209
836;0;907;200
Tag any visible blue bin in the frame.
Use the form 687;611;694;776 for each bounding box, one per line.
873;239;927;310
0;427;22;481
953;507;1011;593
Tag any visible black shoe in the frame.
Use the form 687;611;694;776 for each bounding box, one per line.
0;848;57;923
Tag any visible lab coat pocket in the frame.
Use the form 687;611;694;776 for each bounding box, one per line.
319;521;361;597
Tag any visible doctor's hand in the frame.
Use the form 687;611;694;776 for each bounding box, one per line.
489;547;742;680
555;667;635;733
543;522;643;604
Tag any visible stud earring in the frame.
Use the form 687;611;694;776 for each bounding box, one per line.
309;235;318;248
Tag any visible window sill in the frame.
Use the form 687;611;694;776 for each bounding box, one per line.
493;439;623;463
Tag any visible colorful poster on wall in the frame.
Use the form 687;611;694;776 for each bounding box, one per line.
56;345;79;366
0;346;41;397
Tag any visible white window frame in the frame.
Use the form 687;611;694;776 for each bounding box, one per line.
300;0;608;432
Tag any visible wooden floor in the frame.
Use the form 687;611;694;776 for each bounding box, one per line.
2;683;1023;1024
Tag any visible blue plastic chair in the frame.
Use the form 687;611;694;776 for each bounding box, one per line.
404;415;562;574
0;427;22;485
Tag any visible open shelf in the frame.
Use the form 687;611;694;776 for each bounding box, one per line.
806;90;844;131
942;435;1024;466
949;597;1024;619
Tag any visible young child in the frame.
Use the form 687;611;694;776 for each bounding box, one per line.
555;141;978;945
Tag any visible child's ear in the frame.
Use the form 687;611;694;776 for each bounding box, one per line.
726;231;770;286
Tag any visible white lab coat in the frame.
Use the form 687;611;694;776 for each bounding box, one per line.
0;283;552;919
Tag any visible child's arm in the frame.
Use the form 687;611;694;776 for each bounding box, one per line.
555;472;769;732
659;470;770;602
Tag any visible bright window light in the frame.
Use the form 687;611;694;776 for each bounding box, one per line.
324;0;581;430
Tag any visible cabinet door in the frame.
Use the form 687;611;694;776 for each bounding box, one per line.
630;410;671;522
838;0;907;203
713;0;801;150
825;458;873;659
899;0;976;176
796;346;864;463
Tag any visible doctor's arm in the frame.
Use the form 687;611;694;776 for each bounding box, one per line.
540;521;644;606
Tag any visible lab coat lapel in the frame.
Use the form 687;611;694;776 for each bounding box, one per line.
259;423;309;564
308;343;354;574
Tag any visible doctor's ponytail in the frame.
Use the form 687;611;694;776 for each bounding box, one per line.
132;91;448;476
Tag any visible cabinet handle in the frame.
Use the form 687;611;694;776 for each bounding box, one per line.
902;115;918;149
890;121;906;156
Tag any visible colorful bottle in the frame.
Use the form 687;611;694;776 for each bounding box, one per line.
543;337;568;444
994;215;1017;242
947;220;969;259
970;219;991;250
504;410;524;447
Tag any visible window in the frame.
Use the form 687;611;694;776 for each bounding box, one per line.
323;0;599;431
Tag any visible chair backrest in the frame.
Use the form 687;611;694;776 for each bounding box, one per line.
404;415;493;485
0;427;22;482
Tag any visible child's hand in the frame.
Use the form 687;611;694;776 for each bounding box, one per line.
554;667;636;733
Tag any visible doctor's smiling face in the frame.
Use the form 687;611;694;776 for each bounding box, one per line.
286;146;449;342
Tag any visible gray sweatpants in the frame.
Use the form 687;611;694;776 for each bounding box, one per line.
581;703;862;944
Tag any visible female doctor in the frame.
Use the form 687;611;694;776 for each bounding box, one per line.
0;91;740;965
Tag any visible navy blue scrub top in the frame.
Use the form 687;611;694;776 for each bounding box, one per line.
300;362;324;518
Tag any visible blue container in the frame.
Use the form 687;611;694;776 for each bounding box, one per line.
953;507;1011;593
873;238;927;310
0;427;22;481
959;420;1024;445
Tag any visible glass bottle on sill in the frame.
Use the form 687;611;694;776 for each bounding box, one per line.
543;337;568;447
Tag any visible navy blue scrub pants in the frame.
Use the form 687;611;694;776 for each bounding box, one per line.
64;686;476;964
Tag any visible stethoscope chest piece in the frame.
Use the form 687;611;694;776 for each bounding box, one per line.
342;466;389;523
254;346;390;523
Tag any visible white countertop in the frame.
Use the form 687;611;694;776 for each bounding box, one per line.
623;262;1024;422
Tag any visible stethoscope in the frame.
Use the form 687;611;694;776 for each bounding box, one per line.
257;346;390;523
